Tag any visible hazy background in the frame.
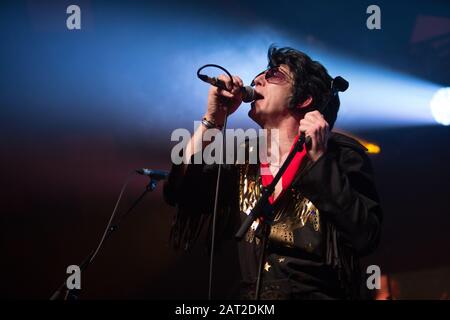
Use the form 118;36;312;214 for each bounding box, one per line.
1;0;450;299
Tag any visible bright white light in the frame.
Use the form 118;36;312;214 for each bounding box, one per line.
430;88;450;126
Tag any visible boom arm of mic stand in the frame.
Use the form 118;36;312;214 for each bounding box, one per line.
49;175;163;300
235;133;307;241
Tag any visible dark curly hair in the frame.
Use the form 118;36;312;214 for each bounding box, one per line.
267;46;340;129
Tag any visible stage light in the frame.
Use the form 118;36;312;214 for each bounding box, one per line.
334;130;381;155
364;143;381;155
3;3;444;132
430;88;450;126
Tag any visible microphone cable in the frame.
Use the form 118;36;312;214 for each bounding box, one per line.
51;171;135;300
197;64;234;300
87;172;135;267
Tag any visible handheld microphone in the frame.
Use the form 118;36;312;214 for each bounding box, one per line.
198;74;255;103
135;169;169;181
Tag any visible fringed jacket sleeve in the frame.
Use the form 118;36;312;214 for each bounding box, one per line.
163;156;239;251
297;133;383;256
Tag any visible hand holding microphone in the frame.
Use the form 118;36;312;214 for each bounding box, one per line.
196;64;255;128
200;74;245;128
198;73;255;103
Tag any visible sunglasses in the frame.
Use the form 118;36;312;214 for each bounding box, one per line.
251;66;293;87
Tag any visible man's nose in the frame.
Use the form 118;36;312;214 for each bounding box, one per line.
253;73;266;87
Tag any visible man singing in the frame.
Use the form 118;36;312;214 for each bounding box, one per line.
163;46;382;300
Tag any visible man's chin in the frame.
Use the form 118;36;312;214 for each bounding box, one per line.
248;107;256;121
248;108;262;127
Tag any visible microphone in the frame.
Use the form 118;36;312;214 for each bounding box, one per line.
198;74;255;103
135;168;169;181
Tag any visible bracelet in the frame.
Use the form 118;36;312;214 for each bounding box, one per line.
201;117;222;130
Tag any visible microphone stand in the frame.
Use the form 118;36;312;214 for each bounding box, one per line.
50;173;163;300
235;133;308;300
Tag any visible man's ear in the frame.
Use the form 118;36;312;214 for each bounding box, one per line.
296;95;313;110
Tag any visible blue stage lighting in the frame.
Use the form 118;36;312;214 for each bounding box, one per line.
430;88;450;126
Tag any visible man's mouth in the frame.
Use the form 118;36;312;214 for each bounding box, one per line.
251;91;264;108
254;91;264;100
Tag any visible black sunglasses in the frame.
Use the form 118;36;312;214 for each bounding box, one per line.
250;66;292;86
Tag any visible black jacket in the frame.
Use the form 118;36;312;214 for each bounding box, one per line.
163;132;382;299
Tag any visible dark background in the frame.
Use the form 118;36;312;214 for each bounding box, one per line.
1;0;450;299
